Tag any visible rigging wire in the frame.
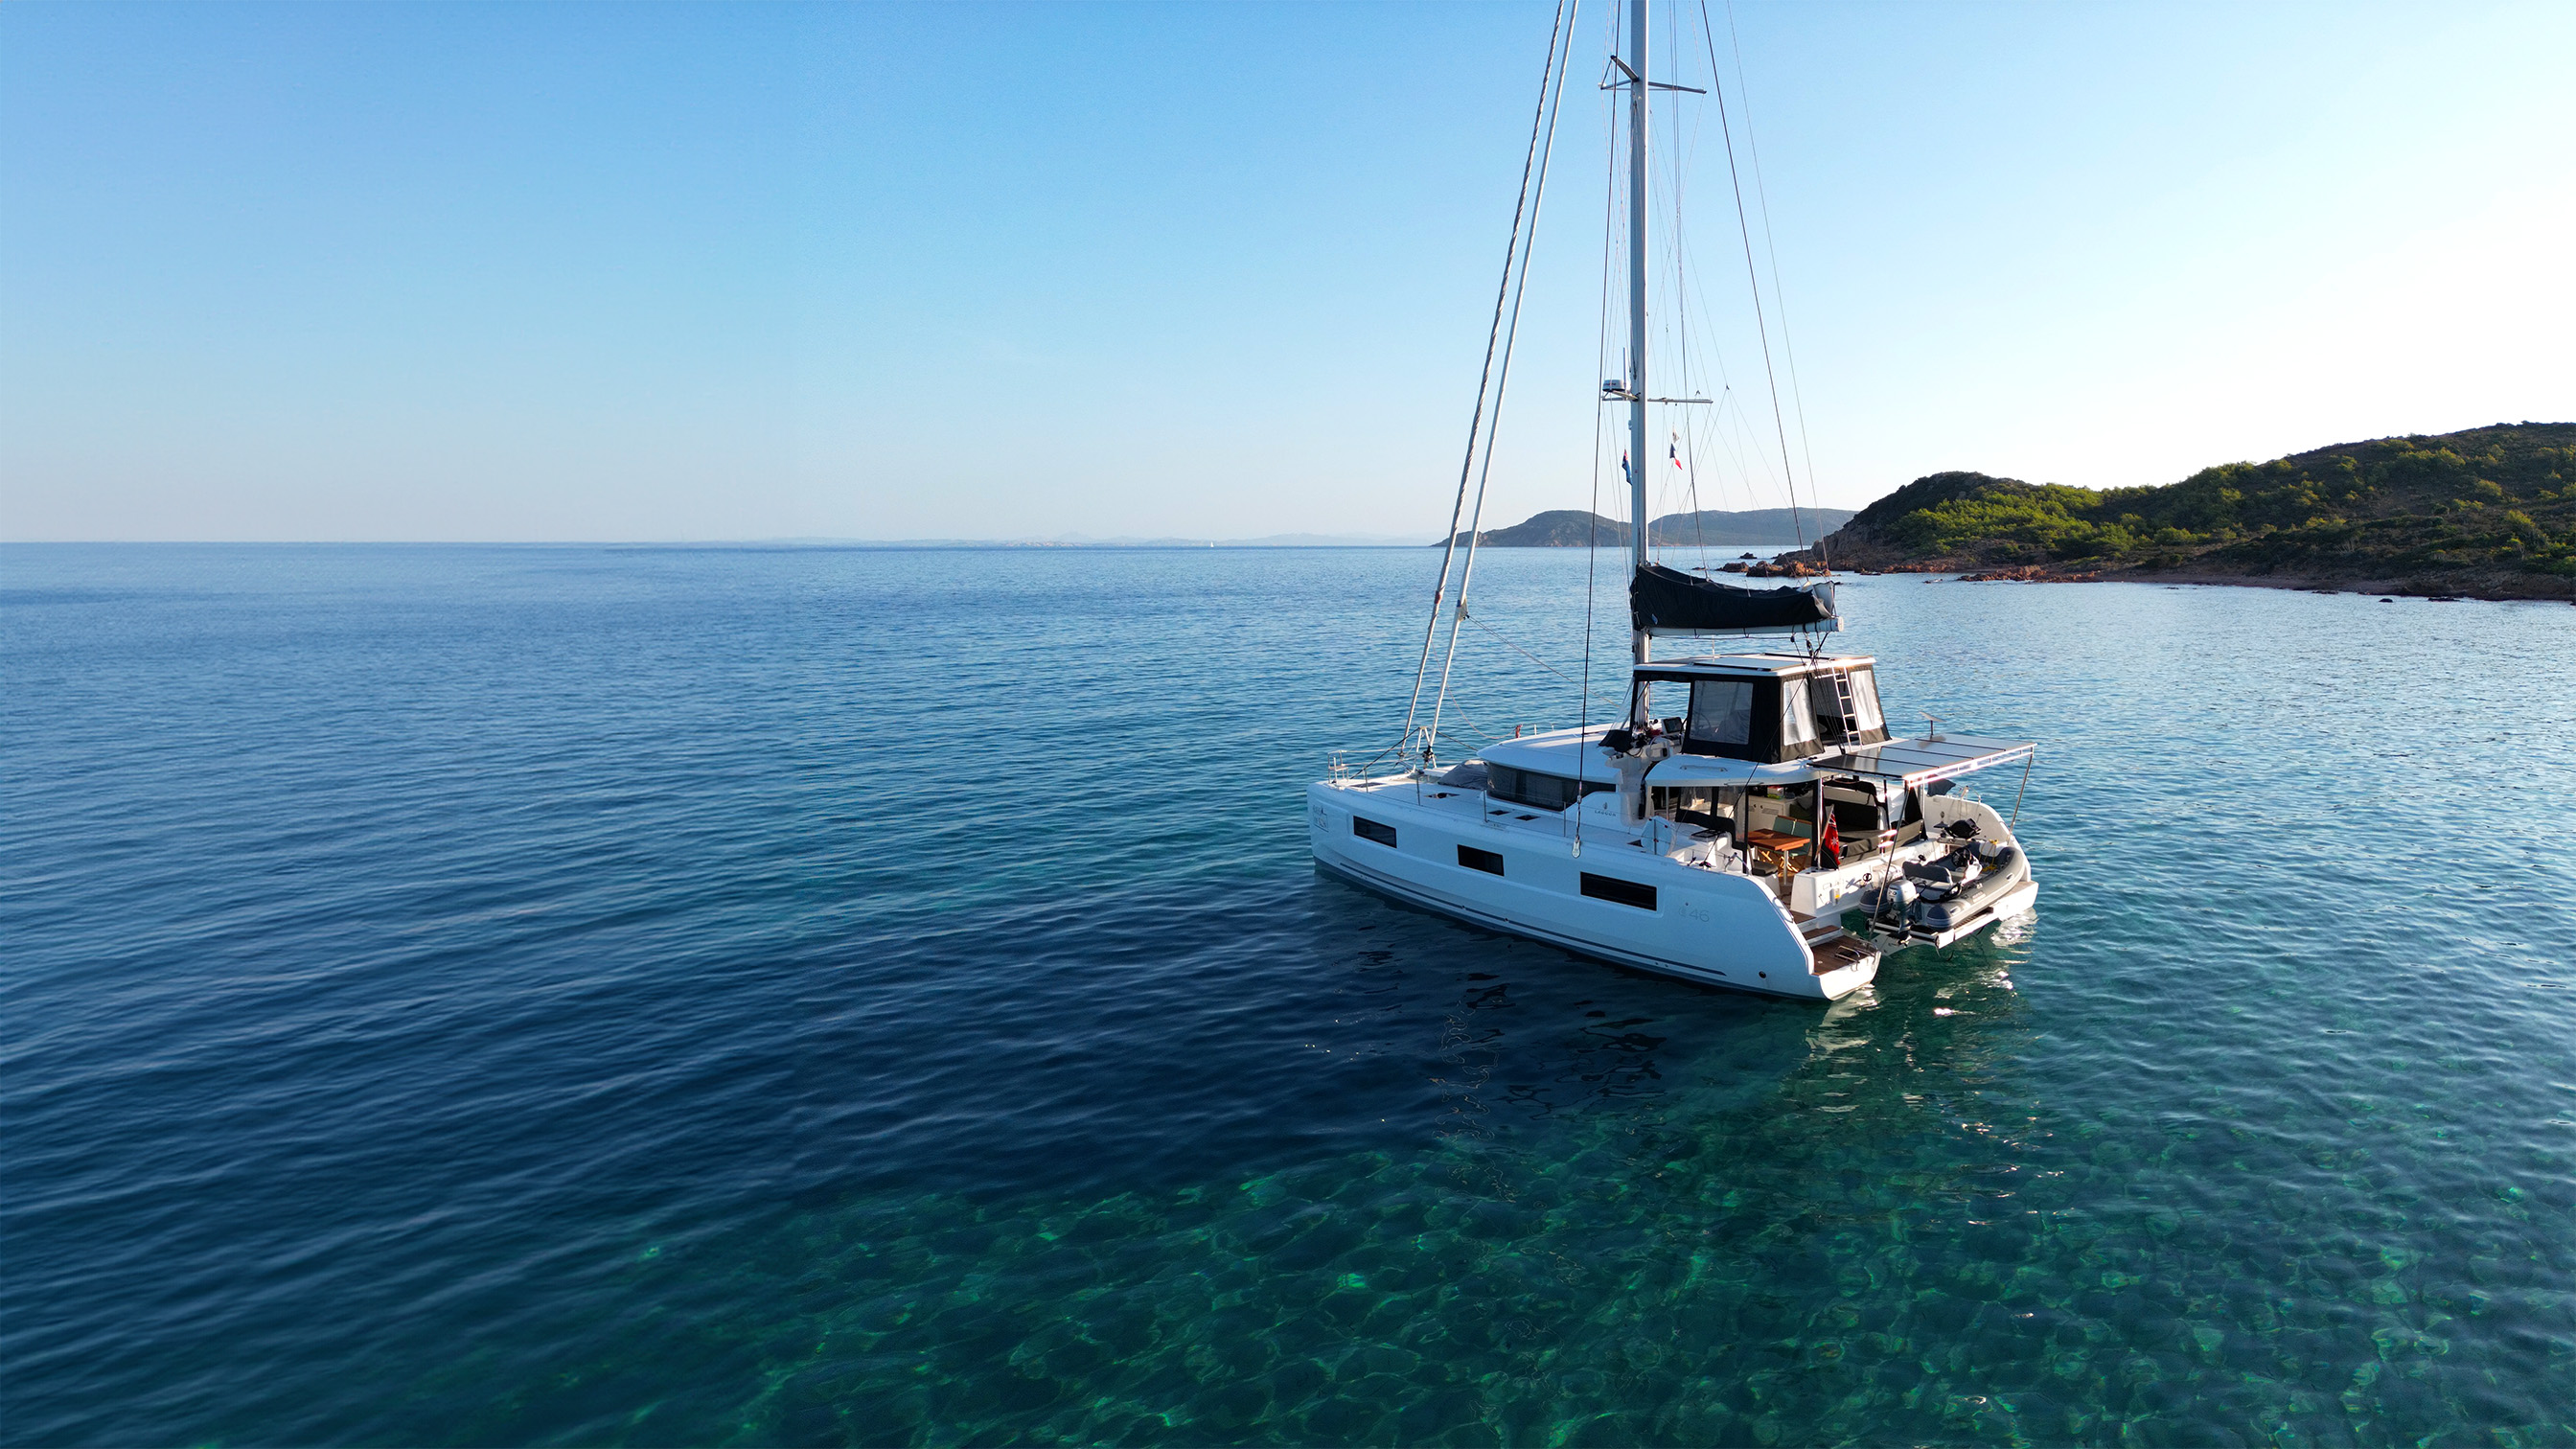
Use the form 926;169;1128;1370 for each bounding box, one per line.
1425;0;1578;759
1463;608;1623;702
1663;60;1764;570
1576;7;1623;858
1397;0;1573;762
1696;0;1813;561
1665;80;1713;577
1722;0;1823;533
1670;165;1762;525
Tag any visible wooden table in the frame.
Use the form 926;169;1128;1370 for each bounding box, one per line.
1741;829;1811;886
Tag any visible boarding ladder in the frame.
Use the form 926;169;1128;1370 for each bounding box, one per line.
1822;671;1860;743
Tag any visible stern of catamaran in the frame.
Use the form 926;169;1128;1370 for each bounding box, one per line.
1614;650;2039;946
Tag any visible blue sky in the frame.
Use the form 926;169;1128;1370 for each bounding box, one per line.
5;1;2570;541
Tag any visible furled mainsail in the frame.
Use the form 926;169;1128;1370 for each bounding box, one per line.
1629;562;1834;632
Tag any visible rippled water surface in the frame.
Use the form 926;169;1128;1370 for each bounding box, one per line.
5;544;2573;1446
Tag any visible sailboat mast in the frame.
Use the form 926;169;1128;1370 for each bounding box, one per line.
1625;0;1652;694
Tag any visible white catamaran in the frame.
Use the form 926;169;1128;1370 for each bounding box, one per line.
1307;0;2037;1001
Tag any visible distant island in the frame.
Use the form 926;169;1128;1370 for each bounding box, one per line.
830;532;1421;548
1792;422;2575;602
1442;506;1853;549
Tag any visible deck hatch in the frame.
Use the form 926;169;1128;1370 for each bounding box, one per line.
1579;872;1657;910
1458;844;1505;876
1351;816;1397;847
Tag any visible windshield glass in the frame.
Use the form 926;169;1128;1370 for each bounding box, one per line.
1687;679;1754;746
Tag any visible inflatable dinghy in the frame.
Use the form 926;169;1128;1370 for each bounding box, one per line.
1862;836;2038;950
1910;842;2030;934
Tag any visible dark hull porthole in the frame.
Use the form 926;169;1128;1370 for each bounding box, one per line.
1579;873;1656;910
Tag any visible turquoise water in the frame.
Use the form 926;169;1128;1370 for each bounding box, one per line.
4;544;2572;1445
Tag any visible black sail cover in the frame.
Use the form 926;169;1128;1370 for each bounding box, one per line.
1629;562;1834;632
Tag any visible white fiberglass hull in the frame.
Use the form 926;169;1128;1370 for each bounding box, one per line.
1307;779;1876;1001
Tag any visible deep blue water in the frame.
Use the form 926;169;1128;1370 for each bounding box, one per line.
4;543;2573;1446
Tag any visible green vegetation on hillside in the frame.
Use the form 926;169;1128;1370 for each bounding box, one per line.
1818;423;2576;591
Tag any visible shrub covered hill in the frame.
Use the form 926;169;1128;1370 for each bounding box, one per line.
1799;423;2576;600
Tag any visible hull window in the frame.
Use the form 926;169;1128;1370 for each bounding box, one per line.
1458;844;1505;876
1352;816;1397;847
1579;873;1657;910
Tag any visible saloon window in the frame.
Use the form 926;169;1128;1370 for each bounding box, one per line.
1650;786;1730;832
1488;764;1611;812
1648;786;1716;815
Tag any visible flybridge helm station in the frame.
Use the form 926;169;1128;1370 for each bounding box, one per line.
1614;653;1889;766
1493;650;2034;842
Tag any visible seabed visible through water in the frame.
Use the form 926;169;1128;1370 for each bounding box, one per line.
4;544;2571;1445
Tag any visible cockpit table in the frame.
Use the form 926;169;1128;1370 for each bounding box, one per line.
1742;828;1811;886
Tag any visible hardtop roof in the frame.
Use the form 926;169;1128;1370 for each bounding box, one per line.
1631;652;1876;679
